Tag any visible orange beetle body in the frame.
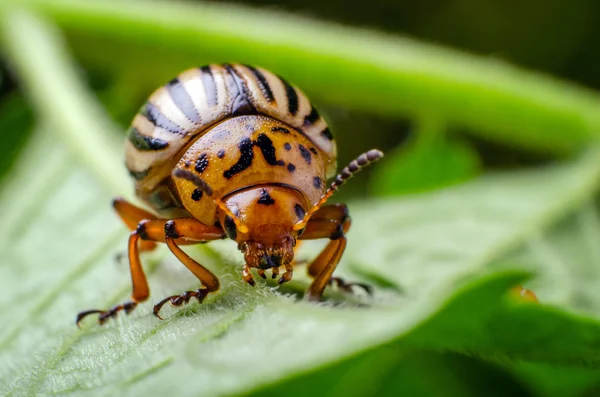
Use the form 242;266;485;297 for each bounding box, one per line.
77;64;382;325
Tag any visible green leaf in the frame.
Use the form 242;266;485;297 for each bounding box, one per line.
0;9;129;197
4;127;600;395
0;93;33;183
371;117;480;195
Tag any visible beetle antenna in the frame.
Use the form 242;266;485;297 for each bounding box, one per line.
294;149;384;231
173;169;249;233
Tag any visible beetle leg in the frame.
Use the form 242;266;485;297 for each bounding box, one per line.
300;204;370;300
113;197;158;252
76;217;225;326
153;233;221;319
77;230;150;326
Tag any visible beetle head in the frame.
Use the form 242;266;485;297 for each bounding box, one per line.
220;186;307;269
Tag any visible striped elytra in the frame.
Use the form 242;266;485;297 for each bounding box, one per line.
125;64;337;224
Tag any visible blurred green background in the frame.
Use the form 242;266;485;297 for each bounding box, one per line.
6;0;600;189
3;1;600;396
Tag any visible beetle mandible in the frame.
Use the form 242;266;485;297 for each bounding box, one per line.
77;64;383;325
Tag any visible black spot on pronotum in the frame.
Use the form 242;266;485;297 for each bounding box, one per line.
191;188;203;201
271;126;290;134
217;149;225;158
287;163;296;173
298;144;311;164
224;134;291;178
140;102;183;134
255;133;285;166
173;169;214;196
294;204;305;220
164;220;180;239
246;65;275;102
184;160;191;168
129;127;169;151
284;143;292;151
166;78;200;124
309;147;318;155
304;107;320;126
200;66;217;106
321;127;333;140
313;176;322;189
257;189;275;205
224;215;237;240
195;153;209;174
281;78;298;116
224;137;254;179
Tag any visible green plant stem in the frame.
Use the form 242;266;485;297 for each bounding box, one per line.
2;0;600;154
0;9;131;198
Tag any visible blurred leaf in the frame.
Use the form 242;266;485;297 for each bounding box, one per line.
513;205;600;315
371;118;480;195
513;362;600;397
0;93;33;183
374;351;532;397
256;348;532;397
3;0;600;154
0;9;129;197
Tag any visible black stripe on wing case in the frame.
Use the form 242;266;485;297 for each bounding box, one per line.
304;106;320;126
199;66;218;106
245;65;275;103
128;127;169;151
166;77;201;124
320;127;334;140
224;64;255;115
140;102;184;134
281;78;298;116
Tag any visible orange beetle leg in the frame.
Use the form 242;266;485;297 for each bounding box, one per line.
76;217;225;326
300;204;371;300
113;197;158;252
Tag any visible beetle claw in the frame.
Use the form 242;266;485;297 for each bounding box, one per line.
328;277;373;295
76;301;138;327
153;289;208;319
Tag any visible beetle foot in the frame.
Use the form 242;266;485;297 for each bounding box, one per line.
328;277;373;295
76;301;138;327
153;289;209;320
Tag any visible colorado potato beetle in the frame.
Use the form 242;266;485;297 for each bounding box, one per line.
77;64;383;325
